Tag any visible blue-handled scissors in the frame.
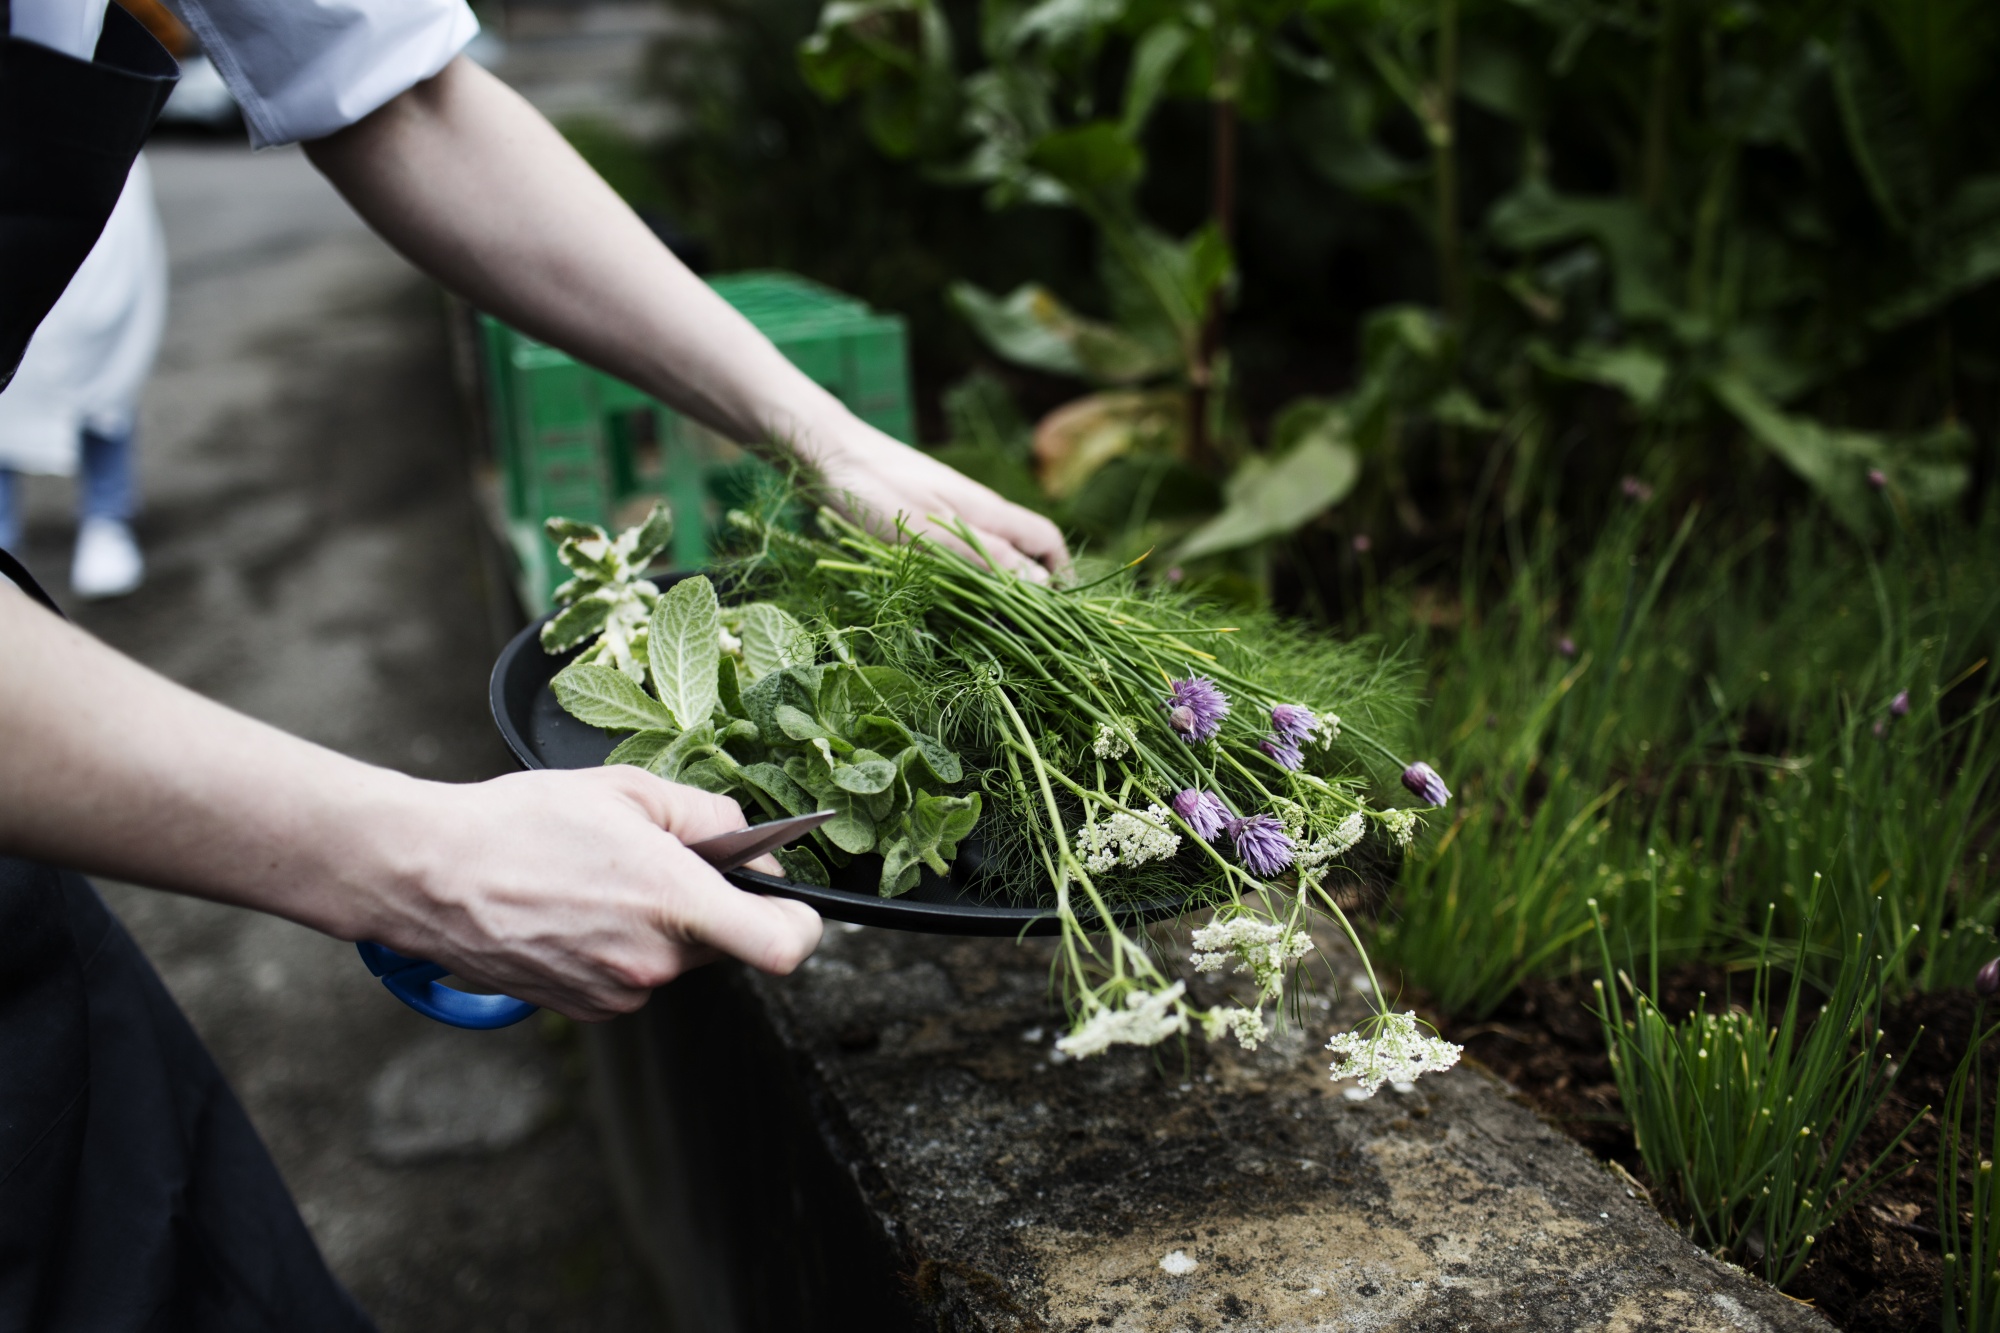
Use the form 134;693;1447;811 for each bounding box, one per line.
356;809;837;1030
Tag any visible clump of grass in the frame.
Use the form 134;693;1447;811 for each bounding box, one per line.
1591;868;1925;1287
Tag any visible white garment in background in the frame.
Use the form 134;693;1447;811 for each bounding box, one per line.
0;156;167;477
8;0;477;147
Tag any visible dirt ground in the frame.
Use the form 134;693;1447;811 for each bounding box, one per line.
10;140;659;1332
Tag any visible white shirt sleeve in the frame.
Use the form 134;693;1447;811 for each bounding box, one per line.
8;0;112;60
168;0;479;147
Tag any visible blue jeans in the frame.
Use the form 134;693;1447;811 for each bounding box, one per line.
0;428;137;551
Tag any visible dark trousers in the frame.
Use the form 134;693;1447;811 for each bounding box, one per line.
0;860;376;1332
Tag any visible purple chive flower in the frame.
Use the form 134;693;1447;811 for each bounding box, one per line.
1890;689;1910;718
1557;636;1577;659
1173;789;1229;842
1873;719;1888;738
1868;468;1888;492
1401;761;1452;807
1226;814;1295;878
1352;534;1372;553
1620;476;1654;503
1979;958;2000;999
1271;704;1317;746
1259;736;1305;770
1165;675;1230;743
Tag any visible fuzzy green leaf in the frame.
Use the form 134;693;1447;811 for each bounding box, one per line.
879;838;925;897
554;663;678;732
675;757;736;794
736;603;814;683
740;762;815;817
605;730;675;769
775;845;832;887
718;654;745;718
648;724;716;781
833;757;898;795
647;576;722;730
823;793;878;854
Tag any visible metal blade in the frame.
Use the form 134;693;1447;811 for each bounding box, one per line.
685;810;836;874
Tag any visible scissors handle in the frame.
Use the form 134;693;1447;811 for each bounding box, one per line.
356;941;539;1030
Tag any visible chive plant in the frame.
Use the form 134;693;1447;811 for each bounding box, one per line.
1591;867;1924;1286
1940;1008;2000;1332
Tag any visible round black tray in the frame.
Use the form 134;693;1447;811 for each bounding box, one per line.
490;609;1175;936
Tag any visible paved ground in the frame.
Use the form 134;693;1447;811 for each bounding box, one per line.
10;141;660;1332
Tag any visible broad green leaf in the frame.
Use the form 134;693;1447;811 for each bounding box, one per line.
1121;24;1189;134
737;603;814;682
948;282;1175;384
1027;121;1143;206
675;757;736;794
1833;10;1934;233
740;762;815;817
909;791;981;873
553;663;678;732
719;718;761;748
775;845;832;887
1529;340;1670;411
605;729;675;769
832;758;899;795
879;837;925;897
1710;373;1885;535
823;794;878;854
540;595;612;653
775;704;840;744
1487;181;1677;323
1007;0;1123;53
1173;414;1361;560
647;576;722;730
648;724;717;781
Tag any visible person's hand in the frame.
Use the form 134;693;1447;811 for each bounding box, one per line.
362;766;822;1022
809;419;1070;582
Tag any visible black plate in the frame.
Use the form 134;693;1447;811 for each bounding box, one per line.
490;606;1177;936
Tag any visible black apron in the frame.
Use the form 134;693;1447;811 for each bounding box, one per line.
0;15;377;1318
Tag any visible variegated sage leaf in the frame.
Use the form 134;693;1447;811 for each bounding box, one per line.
554;663;677;732
621;503;674;568
646;576;721;730
540;594;612;652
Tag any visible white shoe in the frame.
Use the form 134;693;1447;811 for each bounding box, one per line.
72;518;145;599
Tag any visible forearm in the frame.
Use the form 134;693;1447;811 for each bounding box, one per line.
0;587;420;940
302;57;853;463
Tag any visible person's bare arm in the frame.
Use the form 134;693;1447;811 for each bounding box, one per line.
0;587;820;1020
303;56;1068;580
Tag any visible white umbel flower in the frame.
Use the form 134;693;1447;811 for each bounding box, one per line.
1296;811;1366;870
1091;722;1130;760
1311;713;1342;746
1201;1005;1270;1050
1325;1011;1461;1097
1076;804;1180;875
1189;916;1313;992
1380;808;1421;847
1056;981;1189;1057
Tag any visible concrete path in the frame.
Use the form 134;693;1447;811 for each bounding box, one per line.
10;141;657;1332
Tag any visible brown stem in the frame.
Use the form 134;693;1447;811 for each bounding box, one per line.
1189;94;1239;474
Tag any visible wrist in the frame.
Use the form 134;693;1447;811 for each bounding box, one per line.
295;766;455;945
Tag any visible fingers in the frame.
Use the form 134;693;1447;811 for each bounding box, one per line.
666;856;824;976
601;766;750;843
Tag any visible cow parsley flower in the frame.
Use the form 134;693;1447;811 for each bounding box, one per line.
1311;713;1342;746
1325;1011;1462;1097
1226;814;1295;877
1077;804;1180;875
1091;722;1130;760
1056;981;1189;1057
1190;916;1313;991
1202;1005;1270;1051
1172;789;1229;841
1297;811;1367;870
1381;808;1420;847
1165;676;1229;743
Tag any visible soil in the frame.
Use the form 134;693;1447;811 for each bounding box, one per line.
1435;971;2000;1332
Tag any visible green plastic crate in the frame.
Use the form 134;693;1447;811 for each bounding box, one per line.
478;271;915;612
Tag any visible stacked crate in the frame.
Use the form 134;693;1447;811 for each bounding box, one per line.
478;271;914;612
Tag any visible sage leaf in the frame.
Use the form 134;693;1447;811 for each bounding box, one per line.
740;762;813;817
823;794;877;854
648;723;716;781
647;576;722;730
554;663;677;732
676;757;736;794
879;838;925;897
774;845;831;887
718;654;745;719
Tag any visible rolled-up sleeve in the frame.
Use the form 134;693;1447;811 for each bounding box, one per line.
170;0;478;147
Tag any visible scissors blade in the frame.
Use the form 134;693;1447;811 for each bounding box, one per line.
686;810;836;874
